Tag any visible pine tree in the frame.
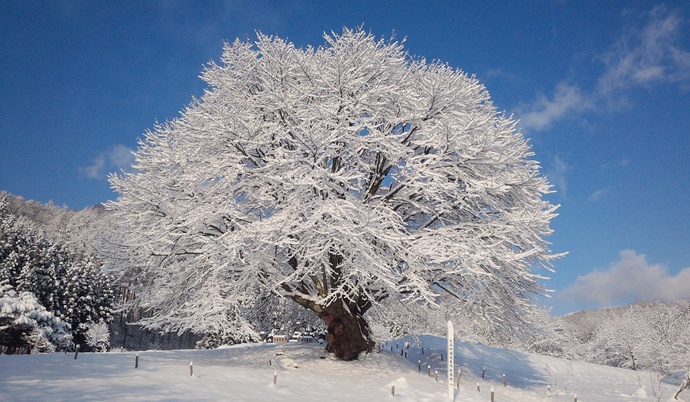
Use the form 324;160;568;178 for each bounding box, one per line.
0;194;114;351
0;282;72;354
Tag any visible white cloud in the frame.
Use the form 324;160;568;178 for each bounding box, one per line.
516;83;592;131
559;249;690;308
517;6;690;132
597;6;690;95
80;145;135;180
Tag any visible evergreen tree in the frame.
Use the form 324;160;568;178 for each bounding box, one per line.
0;282;72;354
0;194;114;351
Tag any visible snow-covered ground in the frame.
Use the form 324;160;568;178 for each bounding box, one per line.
0;335;684;401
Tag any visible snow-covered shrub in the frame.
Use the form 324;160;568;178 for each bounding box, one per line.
0;283;72;354
196;330;255;349
84;320;110;352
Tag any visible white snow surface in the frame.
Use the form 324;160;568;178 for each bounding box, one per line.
0;335;684;401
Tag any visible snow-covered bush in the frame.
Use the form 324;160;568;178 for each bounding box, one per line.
195;331;254;349
0;283;72;354
84;321;110;352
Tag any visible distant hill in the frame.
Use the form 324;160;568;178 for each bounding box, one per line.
1;191;110;255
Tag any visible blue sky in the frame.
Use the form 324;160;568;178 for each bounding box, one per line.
1;1;688;315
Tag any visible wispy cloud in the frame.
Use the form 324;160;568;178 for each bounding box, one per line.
517;6;690;131
559;249;690;308
80;145;135;180
516;83;592;131
481;68;520;86
547;155;569;196
598;5;690;94
587;187;612;203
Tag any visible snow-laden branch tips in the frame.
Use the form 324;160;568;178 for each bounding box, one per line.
103;28;562;361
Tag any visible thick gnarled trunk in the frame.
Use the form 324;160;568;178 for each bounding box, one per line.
286;250;376;361
290;292;375;361
318;303;374;361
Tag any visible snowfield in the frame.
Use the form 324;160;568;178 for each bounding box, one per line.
0;335;685;401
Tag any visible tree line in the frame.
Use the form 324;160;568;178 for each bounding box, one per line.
0;193;113;352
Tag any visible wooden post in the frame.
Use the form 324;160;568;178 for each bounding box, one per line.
503;373;506;387
547;385;551;397
435;370;438;381
74;344;80;360
421;347;424;355
427;365;431;376
490;387;495;402
482;368;485;379
476;382;480;392
456;370;461;389
189;361;193;377
574;394;577;402
273;370;277;385
391;384;395;396
135;354;139;369
418;360;421;372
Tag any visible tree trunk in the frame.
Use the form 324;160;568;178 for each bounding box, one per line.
673;371;690;400
629;348;637;371
317;301;374;361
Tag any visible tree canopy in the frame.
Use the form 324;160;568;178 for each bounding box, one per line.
105;28;562;360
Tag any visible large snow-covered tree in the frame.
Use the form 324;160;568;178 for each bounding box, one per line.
104;29;562;360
